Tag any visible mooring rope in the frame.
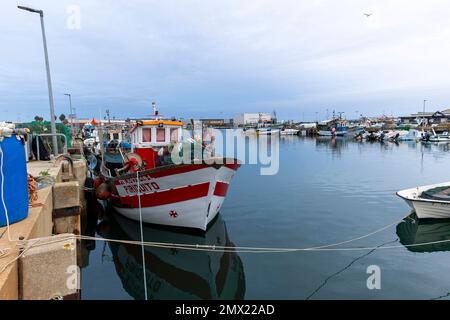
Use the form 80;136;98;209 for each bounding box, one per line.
1;211;450;275
72;231;450;253
73;212;410;253
0;211;424;264
136;170;148;300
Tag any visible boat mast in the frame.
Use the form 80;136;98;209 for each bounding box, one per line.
152;101;159;119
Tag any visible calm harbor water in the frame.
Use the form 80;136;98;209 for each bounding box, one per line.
80;136;450;300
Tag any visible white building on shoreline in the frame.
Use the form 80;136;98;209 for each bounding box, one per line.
233;113;273;126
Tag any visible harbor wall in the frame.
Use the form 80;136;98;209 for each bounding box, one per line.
0;156;86;300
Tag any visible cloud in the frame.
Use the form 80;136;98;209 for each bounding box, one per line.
1;0;450;122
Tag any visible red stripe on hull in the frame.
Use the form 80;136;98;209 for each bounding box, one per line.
224;163;241;171
149;164;210;179
118;183;210;208
113;162;240;185
113;165;209;186
213;182;229;197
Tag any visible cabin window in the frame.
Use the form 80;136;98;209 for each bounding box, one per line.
170;128;178;142
157;128;166;142
142;128;152;142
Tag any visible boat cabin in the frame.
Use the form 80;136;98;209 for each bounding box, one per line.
129;119;183;170
106;129;124;142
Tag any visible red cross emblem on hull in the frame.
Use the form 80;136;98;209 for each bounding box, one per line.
169;210;178;218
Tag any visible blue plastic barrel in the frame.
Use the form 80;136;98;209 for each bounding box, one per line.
0;134;29;227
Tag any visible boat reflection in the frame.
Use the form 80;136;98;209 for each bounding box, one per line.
315;136;348;156
396;214;450;253
96;211;246;300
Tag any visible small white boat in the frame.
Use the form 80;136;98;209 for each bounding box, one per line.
398;129;421;141
256;127;280;135
422;129;450;143
242;125;280;135
241;127;257;135
280;128;299;135
397;182;450;219
428;133;450;143
386;130;409;141
364;131;382;141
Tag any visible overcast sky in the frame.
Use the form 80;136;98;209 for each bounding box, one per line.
2;0;450;122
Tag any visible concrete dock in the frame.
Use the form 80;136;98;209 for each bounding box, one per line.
0;157;87;299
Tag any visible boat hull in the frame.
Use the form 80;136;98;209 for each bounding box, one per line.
109;160;240;231
114;193;227;230
318;130;347;137
257;129;280;135
318;130;333;136
397;182;450;219
280;129;299;135
427;138;450;143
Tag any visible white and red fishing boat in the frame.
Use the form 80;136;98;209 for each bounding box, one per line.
96;105;240;231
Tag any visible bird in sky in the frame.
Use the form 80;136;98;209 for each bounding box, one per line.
364;13;373;17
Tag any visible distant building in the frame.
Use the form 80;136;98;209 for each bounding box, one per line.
200;118;233;128
233;113;273;126
399;109;450;125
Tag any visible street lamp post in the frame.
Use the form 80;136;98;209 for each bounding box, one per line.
18;5;58;155
64;93;74;134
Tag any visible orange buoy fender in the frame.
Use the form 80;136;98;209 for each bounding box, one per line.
96;182;111;200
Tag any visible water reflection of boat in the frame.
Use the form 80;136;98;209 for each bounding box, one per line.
315;136;347;153
396;214;450;252
97;212;246;300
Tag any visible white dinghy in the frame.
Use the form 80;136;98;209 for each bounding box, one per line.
397;182;450;219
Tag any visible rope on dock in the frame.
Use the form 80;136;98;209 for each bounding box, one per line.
0;248;10;259
0;239;41;273
28;174;39;204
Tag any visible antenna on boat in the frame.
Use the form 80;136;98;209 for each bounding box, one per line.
152;101;159;117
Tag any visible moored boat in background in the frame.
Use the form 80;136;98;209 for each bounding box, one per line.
317;118;348;137
280;128;300;135
422;129;450;143
398;129;421;141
